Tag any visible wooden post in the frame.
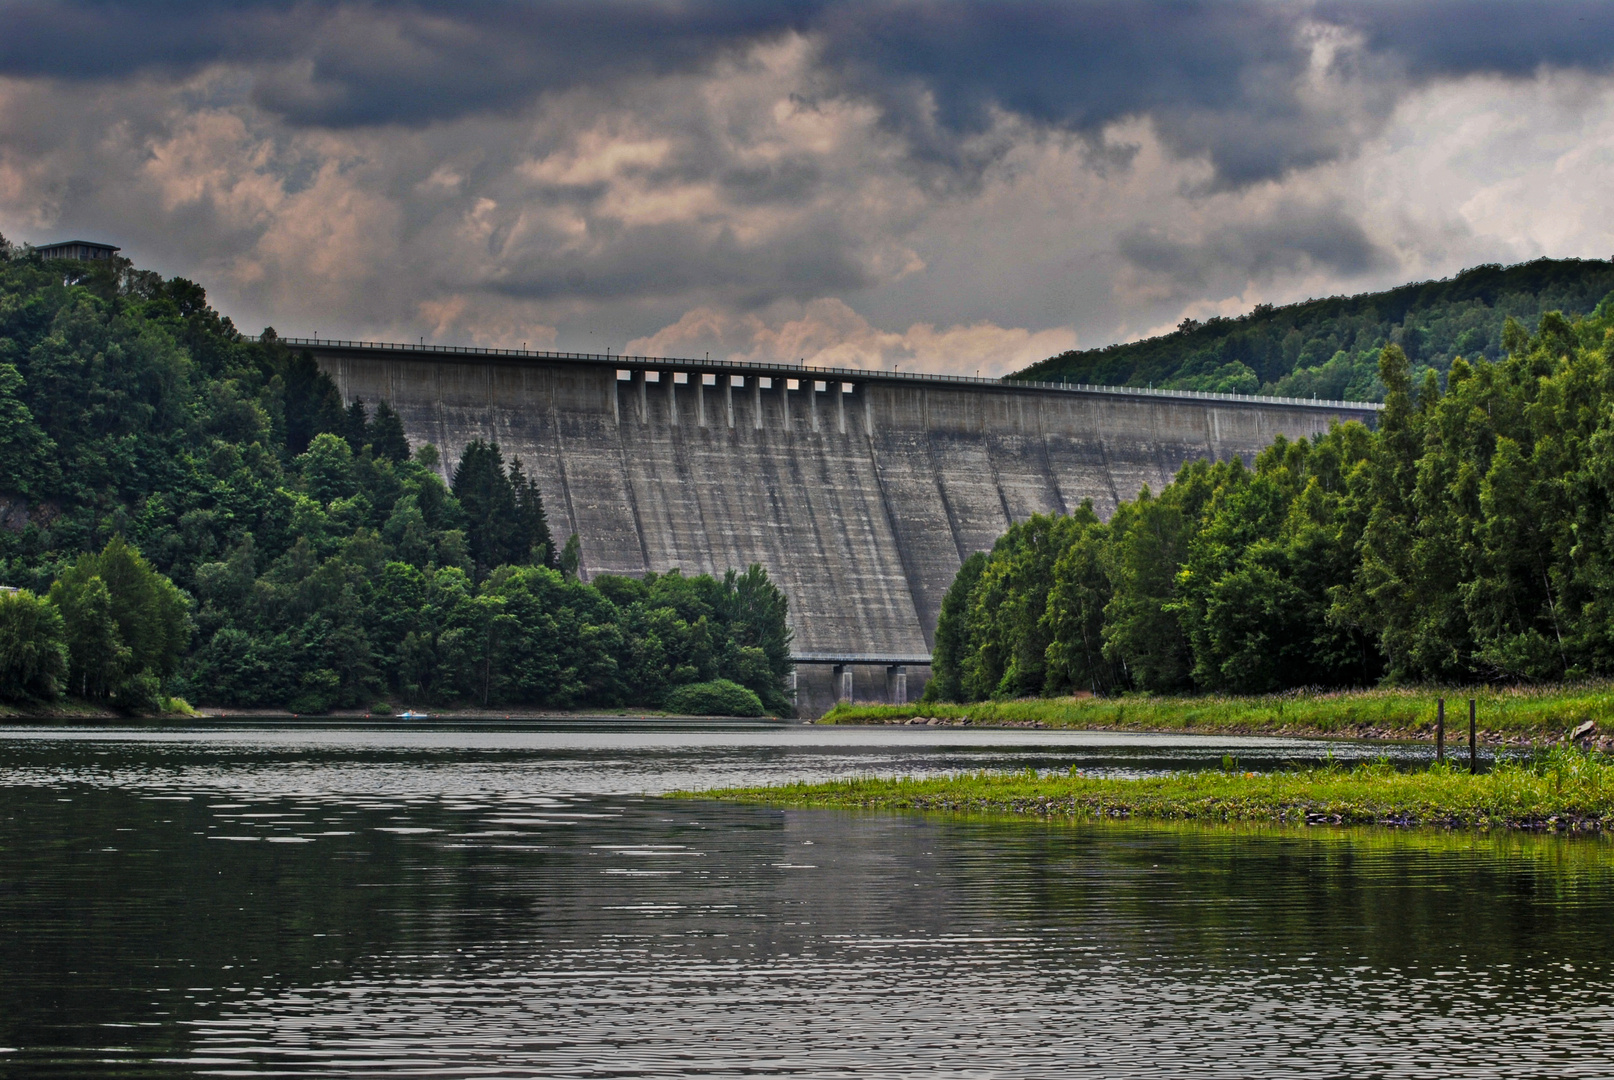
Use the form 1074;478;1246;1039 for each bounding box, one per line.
1470;698;1478;775
1437;698;1445;763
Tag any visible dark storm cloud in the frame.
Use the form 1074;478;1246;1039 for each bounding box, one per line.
0;1;822;126
1321;0;1614;76
1118;203;1391;294
5;1;1614;184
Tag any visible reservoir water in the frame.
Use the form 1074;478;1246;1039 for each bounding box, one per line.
2;721;1612;1077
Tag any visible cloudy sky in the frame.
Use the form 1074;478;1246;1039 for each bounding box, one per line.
3;1;1613;376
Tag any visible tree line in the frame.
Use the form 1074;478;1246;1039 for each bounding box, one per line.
0;239;793;714
1013;258;1614;403
930;301;1614;702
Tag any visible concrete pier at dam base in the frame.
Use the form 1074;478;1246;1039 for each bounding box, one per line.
303;337;1380;717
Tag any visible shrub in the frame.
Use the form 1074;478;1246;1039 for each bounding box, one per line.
665;678;767;717
110;671;163;715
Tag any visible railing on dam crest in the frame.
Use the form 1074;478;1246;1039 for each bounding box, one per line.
268;335;1382;414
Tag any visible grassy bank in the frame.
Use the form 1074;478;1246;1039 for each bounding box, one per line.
693;748;1614;831
0;697;199;722
819;684;1614;746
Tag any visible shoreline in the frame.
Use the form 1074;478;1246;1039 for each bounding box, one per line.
0;705;795;724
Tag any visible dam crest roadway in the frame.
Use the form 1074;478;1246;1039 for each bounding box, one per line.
295;336;1381;715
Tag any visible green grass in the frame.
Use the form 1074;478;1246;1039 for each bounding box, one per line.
689;747;1614;831
820;684;1614;744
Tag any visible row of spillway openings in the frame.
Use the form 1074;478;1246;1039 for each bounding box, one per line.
613;369;867;435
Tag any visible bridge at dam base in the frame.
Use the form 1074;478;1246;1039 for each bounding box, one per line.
304;338;1380;716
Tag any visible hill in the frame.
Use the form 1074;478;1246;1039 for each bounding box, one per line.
0;238;793;714
1010;258;1614;400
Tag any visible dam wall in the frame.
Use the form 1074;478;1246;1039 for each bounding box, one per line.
306;339;1380;715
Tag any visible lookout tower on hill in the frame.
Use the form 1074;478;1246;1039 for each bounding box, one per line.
34;240;119;261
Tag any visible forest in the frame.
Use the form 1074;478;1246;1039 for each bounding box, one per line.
0;240;793;715
932;299;1614;702
1012;258;1614;402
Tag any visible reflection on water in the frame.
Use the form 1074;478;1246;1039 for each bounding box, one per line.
0;723;1608;1077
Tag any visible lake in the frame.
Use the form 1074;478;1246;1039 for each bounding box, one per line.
1;721;1610;1077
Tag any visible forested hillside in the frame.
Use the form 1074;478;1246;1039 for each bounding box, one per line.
1012;258;1614;402
935;299;1614;702
0;239;792;714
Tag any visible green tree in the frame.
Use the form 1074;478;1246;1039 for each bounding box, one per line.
1101;479;1204;692
369;401;411;463
0;363;58;497
281;350;345;456
559;533;581;578
49;537;190;698
0;589;68;701
923;552;986;702
452;440;524;575
51;574;130;698
1043;507;1119;695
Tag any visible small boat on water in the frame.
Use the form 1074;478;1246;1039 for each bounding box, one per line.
396;710;430;720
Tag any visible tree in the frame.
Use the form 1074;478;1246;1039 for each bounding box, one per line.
1101;482;1201;692
559;533;581;578
369;401;411;463
720;564;794;713
507;457;556;567
298;433;357;506
0;589;68;701
49;537;191;698
51;573;130;698
282;350;345;456
1044;506;1119;695
342;399;370;453
924;552;986;702
0;363;59;497
452;439;522;575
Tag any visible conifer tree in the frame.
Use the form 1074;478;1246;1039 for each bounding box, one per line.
369;401;411;463
342;399;370;453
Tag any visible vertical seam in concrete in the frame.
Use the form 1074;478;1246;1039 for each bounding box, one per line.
433;362;451;486
547;369;584;578
924;429;970;563
1038;398;1069;518
1091;402;1122;510
867;430;937;651
986;432;1015;530
615;423;654;574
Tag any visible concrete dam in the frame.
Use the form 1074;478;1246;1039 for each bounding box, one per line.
305;338;1380;714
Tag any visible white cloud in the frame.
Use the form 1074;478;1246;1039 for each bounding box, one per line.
626;298;1075;377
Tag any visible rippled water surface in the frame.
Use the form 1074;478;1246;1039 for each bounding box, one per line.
2;722;1611;1078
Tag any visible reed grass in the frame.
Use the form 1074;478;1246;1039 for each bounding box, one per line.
692;746;1614;831
820;683;1614;743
